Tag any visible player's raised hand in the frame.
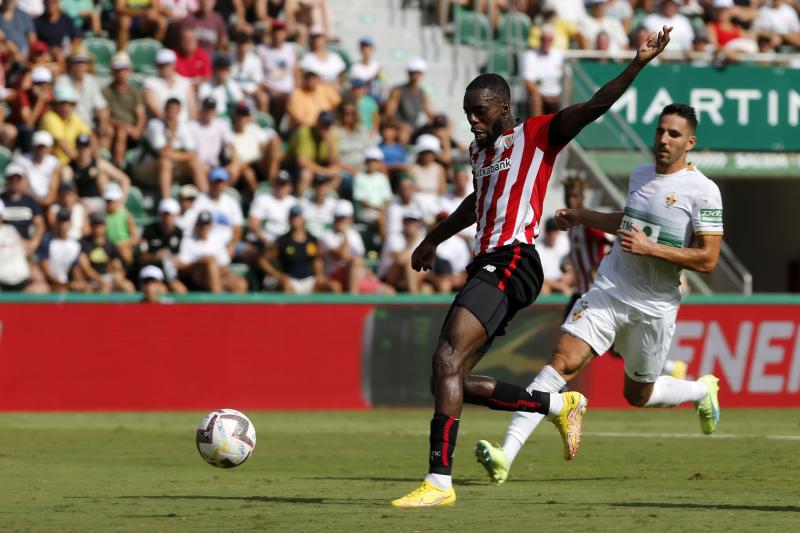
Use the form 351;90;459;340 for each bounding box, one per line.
411;240;437;272
636;25;671;64
554;208;579;230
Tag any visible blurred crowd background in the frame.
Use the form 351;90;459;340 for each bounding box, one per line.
0;0;795;299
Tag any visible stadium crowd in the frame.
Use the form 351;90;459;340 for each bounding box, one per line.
0;0;795;297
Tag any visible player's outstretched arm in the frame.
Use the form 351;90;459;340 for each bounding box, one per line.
555;208;623;234
548;26;672;147
411;192;477;271
618;229;722;273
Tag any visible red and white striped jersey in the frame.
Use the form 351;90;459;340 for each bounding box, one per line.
568;224;609;294
469;114;563;256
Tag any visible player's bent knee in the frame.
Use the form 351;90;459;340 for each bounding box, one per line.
548;350;583;379
623;384;651;407
432;343;465;381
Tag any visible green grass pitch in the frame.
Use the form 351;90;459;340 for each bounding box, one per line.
1;408;798;532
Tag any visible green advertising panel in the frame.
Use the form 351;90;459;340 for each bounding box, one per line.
573;62;800;152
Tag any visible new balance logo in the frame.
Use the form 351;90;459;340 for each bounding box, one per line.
483;265;496;273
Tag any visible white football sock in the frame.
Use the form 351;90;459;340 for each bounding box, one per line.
547;392;564;416
643;376;709;408
502;365;566;465
424;473;452;490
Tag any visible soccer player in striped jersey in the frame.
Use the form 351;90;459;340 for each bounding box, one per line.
474;103;723;485
391;27;673;508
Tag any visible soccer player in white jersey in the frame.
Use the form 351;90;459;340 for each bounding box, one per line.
475;103;723;485
390;27;673;508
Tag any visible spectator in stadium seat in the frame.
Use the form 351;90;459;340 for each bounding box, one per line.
138;97;206;200
38;207;87;292
412;114;457;167
523;25;565;116
102;52;147;168
438;165;475;244
409;134;446;219
115;0;168;50
300;173;336;238
184;167;245;261
11;66;53;151
182;0;228;56
79;212;135;293
378;119;408;177
47;181;87;241
198;55;245;117
174;27;212;84
320;199;393;295
139;264;168;303
61;0;102;34
385;174;425;239
384;57;433;145
0;164;46;255
349;77;380;135
0;0;36;57
231;102;281;193
353;146;392;240
286;58;341;130
285;110;341;195
334;98;374;177
348;37;382;101
62;133;131;213
39;84;92;164
231;32;267;113
536;217;573;295
527;3;587;52
247;170;297;247
138;197;187;293
0;198;48;292
289;0;335;44
176;209;248;293
144;48;196;122
643;0;694;51
189;96;242;185
102;183;137;265
754;0;800;49
378;209;429;294
300;24;345;87
55;47;111;149
605;0;633;34
14;130;61;206
582;0;629;52
35;0;82;63
259;204;341;294
425;210;470;294
176;183;198;229
257;19;297;127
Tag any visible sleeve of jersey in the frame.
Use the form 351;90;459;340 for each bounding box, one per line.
523;114;564;155
692;181;724;236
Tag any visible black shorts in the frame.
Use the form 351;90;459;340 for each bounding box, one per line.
0;279;31;291
443;243;543;353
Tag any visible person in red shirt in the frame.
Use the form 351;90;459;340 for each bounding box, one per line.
174;27;211;84
11;66;53;151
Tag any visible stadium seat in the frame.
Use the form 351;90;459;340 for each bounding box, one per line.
483;46;518;79
497;12;531;49
327;42;352;70
85;37;116;77
0;145;12;179
125;185;156;226
456;11;491;47
127;38;163;75
253;111;276;130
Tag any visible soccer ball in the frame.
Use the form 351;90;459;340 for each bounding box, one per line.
196;409;257;468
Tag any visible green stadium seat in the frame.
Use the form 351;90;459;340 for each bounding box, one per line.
327;42;352;70
497;12;531;48
0;145;12;179
456;11;491;47
85;37;116;76
125;185;156;226
483;47;518;79
253;111;276;130
127;38;163;76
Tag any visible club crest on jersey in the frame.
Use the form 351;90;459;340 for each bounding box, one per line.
572;299;588;322
665;192;678;207
501;134;514;149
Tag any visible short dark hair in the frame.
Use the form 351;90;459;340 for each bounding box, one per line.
465;73;511;104
660;103;697;132
165;97;181;108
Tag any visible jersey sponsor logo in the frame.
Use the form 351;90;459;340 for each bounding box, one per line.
482;264;496;273
699;208;723;224
474;157;512;179
620;215;661;243
665;192;678;207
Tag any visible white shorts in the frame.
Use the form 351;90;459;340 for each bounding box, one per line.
560;286;677;383
288;276;316;295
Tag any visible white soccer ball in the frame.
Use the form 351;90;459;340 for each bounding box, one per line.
196;409;257;468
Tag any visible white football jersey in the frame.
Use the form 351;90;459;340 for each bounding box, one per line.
594;163;723;317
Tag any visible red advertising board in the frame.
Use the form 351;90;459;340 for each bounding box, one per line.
582;305;800;408
0;304;371;410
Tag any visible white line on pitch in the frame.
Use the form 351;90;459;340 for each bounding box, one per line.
585;431;800;441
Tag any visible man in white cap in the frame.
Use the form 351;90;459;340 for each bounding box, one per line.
144;48;196;123
385;57;434;145
0;198;48;293
139;197;188;294
0;163;46;256
14;130;61;206
353;146;392;238
13;66;53;142
286;57;341;130
523;24;565;116
248;170;298;247
56;46;110;142
320;199;380;295
139;264;168;303
39;84;92;164
103;51;147;167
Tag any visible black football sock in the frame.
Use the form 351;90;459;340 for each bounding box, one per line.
486;380;551;414
428;413;459;475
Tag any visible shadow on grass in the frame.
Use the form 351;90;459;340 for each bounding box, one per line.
608;502;800;513
303;476;625;486
108;495;380;506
